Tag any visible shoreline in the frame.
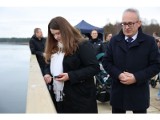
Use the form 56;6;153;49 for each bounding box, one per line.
0;42;29;45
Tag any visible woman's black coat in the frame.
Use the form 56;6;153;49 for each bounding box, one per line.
44;40;100;113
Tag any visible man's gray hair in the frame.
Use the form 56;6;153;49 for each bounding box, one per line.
34;28;41;35
123;8;140;20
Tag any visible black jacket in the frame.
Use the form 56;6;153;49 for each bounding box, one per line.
102;41;110;53
89;38;104;55
44;40;100;113
29;35;46;75
102;28;160;110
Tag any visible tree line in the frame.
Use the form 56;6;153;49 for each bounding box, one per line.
0;38;30;44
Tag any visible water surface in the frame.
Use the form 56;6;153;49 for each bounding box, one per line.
0;44;30;113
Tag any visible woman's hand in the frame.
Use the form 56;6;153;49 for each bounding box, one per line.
44;74;52;84
55;73;69;82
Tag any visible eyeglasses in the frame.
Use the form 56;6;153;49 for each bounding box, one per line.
121;21;138;27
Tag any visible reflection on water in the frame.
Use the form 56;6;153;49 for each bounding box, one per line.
0;44;30;113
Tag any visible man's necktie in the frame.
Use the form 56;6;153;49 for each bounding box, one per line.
127;37;133;44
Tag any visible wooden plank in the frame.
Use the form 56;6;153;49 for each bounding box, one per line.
26;55;57;113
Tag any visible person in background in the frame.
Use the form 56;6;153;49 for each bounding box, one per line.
155;37;160;101
89;29;104;55
43;16;100;113
102;33;112;51
29;28;46;76
104;33;112;42
102;8;160;113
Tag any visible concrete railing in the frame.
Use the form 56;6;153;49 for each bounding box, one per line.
26;55;57;113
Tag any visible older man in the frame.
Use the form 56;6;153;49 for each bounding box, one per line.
102;8;160;113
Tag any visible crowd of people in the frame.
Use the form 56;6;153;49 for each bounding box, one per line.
29;8;160;113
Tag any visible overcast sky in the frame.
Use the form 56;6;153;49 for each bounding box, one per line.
0;0;160;38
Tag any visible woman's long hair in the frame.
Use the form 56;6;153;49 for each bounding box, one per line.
45;16;84;63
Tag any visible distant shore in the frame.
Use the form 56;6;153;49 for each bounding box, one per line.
0;38;30;45
0;42;29;45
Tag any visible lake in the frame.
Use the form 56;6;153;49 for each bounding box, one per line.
0;44;30;113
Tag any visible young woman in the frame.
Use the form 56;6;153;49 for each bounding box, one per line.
43;16;100;113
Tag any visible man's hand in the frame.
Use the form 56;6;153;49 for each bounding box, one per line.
119;72;136;85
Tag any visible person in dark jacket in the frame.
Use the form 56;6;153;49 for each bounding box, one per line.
29;28;46;76
89;29;104;55
155;37;160;100
43;16;100;113
102;33;112;52
102;8;160;113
